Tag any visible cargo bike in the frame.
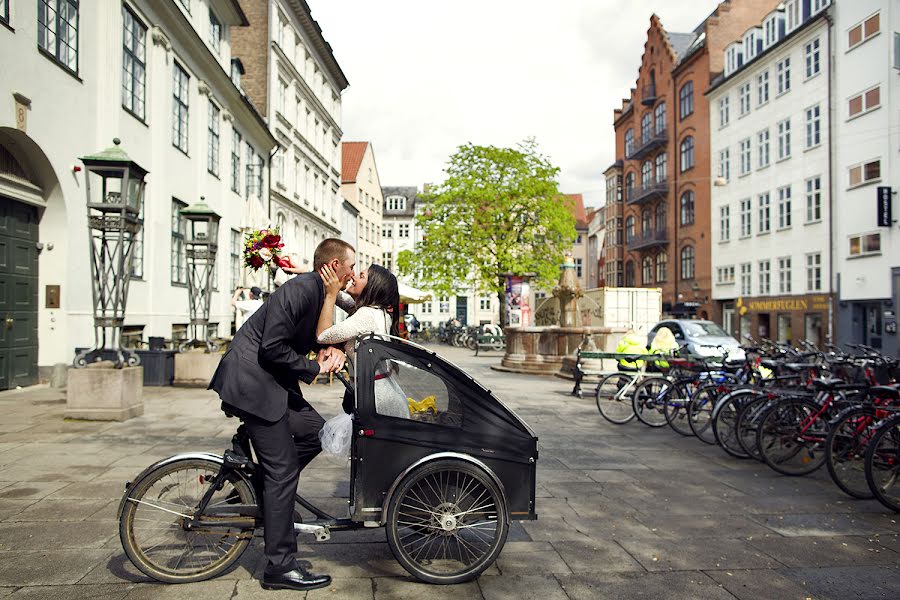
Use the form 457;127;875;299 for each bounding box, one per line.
117;334;539;585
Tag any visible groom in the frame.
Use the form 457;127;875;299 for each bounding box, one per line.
209;238;356;591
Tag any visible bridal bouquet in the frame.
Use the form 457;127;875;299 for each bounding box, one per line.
243;228;285;271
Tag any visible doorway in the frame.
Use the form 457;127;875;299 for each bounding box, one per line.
455;296;468;326
0;197;39;390
858;302;883;349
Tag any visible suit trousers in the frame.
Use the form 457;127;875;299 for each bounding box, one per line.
234;394;325;575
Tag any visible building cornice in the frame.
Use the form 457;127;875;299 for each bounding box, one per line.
283;0;350;92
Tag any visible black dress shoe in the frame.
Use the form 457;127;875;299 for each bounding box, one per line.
261;568;332;591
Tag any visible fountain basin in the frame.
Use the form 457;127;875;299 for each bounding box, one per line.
494;325;628;376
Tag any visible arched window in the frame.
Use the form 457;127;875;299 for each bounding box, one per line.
625;216;635;242
624;128;635;156
625;172;635;202
641;161;652;188
641;208;652;234
655;203;666;231
681;246;695;280
293;219;300;250
642;256;653;285
656;252;668;282
654;153;667;182
640;112;652;142
654;102;666;134
276;212;286;232
624;260;635;286
679;81;694;119
680;136;695;172
680;191;695;225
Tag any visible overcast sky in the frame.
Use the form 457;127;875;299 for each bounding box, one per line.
309;0;724;207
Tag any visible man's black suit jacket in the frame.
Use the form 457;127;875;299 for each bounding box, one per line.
209;272;324;422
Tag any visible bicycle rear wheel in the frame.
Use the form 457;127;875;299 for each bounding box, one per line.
865;415;900;512
119;458;256;583
595;373;636;424
827;406;878;499
663;381;694;436
631;377;670;428
757;398;829;476
712;390;753;459
735;394;771;461
688;384;718;444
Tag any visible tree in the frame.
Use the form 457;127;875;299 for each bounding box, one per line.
397;139;576;324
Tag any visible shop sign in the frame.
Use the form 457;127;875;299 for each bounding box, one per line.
877;186;893;227
746;295;829;313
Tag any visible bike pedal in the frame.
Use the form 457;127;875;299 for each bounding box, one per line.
293;522;331;541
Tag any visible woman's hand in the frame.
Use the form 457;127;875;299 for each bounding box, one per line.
320;264;344;297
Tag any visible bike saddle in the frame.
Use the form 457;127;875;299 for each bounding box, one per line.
811;377;844;390
784;362;817;371
760;359;780;370
870;385;900;400
223;450;254;471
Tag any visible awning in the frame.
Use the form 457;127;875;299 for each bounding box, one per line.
399;282;431;304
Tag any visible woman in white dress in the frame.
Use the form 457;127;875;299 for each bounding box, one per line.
316;263;408;418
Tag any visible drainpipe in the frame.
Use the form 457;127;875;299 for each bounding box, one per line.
672;68;679;313
825;10;834;344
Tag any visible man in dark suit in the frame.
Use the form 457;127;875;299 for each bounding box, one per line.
209;238;356;592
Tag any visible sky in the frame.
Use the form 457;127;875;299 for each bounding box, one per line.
309;0;725;208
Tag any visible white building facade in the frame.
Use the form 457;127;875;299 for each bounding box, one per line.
0;0;276;387
832;0;900;356
708;1;833;346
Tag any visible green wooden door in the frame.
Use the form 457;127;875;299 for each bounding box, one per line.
0;197;39;390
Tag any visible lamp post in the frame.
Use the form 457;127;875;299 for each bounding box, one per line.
74;138;148;368
179;198;221;352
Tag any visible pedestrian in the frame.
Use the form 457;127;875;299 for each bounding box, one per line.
231;286;263;332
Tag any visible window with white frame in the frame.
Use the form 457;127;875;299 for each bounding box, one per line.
479;295;491;311
172;62;190;153
624;129;634;156
422;301;432;314
382;223;393;238
171;199;188;285
777;118;791;160
757;129;770;168
209;9;222;55
208;101;220;176
717;266;735;285
230;229;241;291
654;102;666;134
806;253;822;291
122;6;147;120
38;0;80;73
719;96;730;128
848;86;881;119
231;129;241;193
848;159;881;188
764;15;778;48
849;232;881;257
786;0;801;32
382;252;393;271
740;198;752;237
804;38;820;78
679;81;694;119
757;70;769;105
758;193;771;234
776;58;791;94
0;0;8;23
811;0;830;16
740;263;752;296
641;161;652;188
778;257;792;293
131;200;145;279
805;105;822;149
273;152;284;186
656;252;667;282
680;191;695;225
848;12;880;50
778;186;792;229
680;246;695;280
759;260;771;295
655;153;667;182
718;148;730;181
640;112;652;142
575;258;583;279
680;136;694;171
398;223;410;238
720;205;731;242
805;176;822;223
895;32;900;69
277;78;288;115
739;138;751;175
739;82;751;116
386;196;407;211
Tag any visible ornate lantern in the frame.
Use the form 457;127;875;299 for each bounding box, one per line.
179;198;221;352
74;138;148;368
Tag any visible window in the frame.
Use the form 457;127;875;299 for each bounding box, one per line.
386;196;407;211
757;129;770;168
778;186;792;229
848;159;881;187
624;261;635;287
0;0;7;23
680;246;695;280
245;142;259;198
38;0;79;73
720;205;731;242
625;216;635;242
805;104;821;148
680;191;695;225
718;149;730;181
848;13;880;50
207;101;220;176
848;86;881;118
679;81;694;119
778;257;792;294
641;208;652;234
759;260;771;294
776;58;791;95
171;199;188;284
231;229;241;291
640;112;652;142
739;138;751;175
382;252;394;272
641;161;652;188
654;153;667;182
655;202;666;232
122;7;147;120
777;119;791;160
849;232;881;257
230;129;242;194
717;266;735;285
654;102;666;134
739;82;751;116
805;177;822;223
642;257;653;285
757;71;769;105
806;253;821;291
656;252;667;283
624;172;635;200
624;129;634;156
740;263;752;296
173;62;190;153
758;193;771;234
895;32;900;69
718;96;730;128
131;201;145;279
374;358;460;426
273;153;284;186
277;78;288;115
786;0;800;32
422;302;432;314
805;38;820;78
231;59;243;89
398;223;410;238
740;198;752;237
680;136;694;171
479;295;491;311
575;258;583;279
209;9;222;54
811;0;830;15
177;0;190;11
382;224;393;238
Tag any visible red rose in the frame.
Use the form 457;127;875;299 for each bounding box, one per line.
249;255;264;269
263;234;281;246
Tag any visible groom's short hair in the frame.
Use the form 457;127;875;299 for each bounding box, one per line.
313;238;354;271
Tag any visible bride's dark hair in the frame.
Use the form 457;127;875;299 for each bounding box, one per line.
354;264;400;336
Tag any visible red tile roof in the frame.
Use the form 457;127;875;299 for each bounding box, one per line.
565;193;588;228
341;142;368;183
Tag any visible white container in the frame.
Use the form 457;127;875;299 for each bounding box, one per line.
579;287;662;333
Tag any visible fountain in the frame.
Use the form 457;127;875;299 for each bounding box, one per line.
496;253;629;376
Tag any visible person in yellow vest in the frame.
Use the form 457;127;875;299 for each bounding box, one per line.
650;326;679;370
615;331;648;372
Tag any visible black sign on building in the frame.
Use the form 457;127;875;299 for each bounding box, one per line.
877;186;893;227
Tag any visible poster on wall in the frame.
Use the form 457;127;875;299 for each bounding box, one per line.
505;275;531;327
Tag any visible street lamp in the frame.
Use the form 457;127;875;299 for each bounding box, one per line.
179;198;221;352
74;138;148;368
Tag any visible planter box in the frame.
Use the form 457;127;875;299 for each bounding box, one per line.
66;365;144;421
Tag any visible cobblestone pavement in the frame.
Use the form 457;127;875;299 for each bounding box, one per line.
0;345;899;599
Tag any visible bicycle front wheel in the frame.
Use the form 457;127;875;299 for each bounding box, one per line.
631;377;670;428
827;406;878;499
596;373;636;424
865;415;900;512
119;458;256;583
757;398;829;476
688;384;719;444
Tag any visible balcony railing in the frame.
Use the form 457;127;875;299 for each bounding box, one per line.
626;131;667;160
641;83;657;106
626;229;668;251
626;179;668;206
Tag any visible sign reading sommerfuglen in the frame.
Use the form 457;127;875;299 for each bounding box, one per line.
746;295;830;312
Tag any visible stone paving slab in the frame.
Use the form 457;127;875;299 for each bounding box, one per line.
557;571;737;600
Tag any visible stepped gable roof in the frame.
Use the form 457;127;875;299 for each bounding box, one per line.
341;142;368;183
